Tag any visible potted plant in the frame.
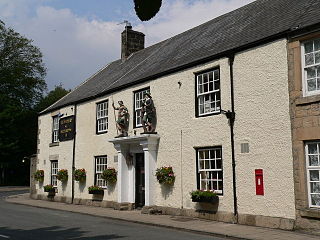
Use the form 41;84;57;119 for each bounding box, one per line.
74;168;86;182
155;166;175;185
88;185;104;195
190;190;219;203
43;184;55;197
57;169;68;182
33;170;44;182
101;168;117;184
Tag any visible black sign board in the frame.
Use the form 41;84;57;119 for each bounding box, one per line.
59;116;75;141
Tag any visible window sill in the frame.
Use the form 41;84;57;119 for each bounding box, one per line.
296;94;320;106
49;142;59;147
96;131;108;135
300;208;320;219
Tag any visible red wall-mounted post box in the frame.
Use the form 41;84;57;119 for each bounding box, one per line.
255;169;264;195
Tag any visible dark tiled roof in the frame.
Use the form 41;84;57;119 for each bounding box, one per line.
42;0;320;114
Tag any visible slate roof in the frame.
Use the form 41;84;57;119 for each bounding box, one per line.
42;0;320;114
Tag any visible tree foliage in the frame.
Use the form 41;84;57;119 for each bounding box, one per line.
0;20;47;185
134;0;162;21
36;85;70;112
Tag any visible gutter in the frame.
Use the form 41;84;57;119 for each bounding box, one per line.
228;55;237;221
71;104;77;204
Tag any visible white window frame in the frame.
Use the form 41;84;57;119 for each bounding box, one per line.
96;101;108;134
301;38;320;97
197;147;223;194
134;88;149;127
305;142;320;208
51;161;58;187
52;115;59;143
95;156;108;188
196;69;220;116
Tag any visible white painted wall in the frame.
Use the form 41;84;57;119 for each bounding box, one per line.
37;38;295;219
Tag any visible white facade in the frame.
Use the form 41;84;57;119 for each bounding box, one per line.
36;39;295;224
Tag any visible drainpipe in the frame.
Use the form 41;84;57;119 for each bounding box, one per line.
71;104;77;204
228;54;238;222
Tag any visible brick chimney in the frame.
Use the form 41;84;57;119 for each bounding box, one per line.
121;24;145;60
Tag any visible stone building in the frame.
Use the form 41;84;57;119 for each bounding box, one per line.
33;0;320;231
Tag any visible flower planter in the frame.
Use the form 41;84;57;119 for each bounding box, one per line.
88;190;104;195
191;195;219;203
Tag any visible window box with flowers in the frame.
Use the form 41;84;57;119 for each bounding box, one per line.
57;169;68;182
190;190;219;203
88;185;104;195
101;168;117;184
34;170;44;182
74;168;86;182
155;166;175;185
44;184;55;197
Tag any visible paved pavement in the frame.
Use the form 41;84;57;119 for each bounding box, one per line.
0;191;226;240
4;191;320;240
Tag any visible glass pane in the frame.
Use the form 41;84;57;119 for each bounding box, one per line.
199;160;204;170
305;53;314;66
209;81;213;92
305;42;313;53
316;52;320;64
203;74;208;83
218;171;223;180
315;39;320;51
214;80;220;90
208;72;213;81
310;170;320;181
214;70;219;80
199;104;204;115
216;160;222;169
212;181;217;191
199;151;205;160
210;160;215;169
198;85;202;94
311;194;320;206
308;144;318;154
204;83;208;93
307;79;316;91
198;75;203;84
204;160;210;169
309;155;319;166
311;182;320;193
307;67;316;78
317;78;320;90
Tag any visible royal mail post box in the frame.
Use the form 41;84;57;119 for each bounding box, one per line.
255;169;264;195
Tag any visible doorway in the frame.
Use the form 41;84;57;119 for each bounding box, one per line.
135;153;145;208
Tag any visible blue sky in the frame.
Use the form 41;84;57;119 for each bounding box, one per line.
0;0;255;91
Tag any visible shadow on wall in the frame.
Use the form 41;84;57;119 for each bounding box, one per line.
160;184;173;200
0;226;125;240
107;183;116;195
79;181;86;193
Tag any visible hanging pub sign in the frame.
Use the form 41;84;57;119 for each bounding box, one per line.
59;116;75;141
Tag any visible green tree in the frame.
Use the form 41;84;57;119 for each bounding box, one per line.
0;20;47;185
36;85;70;112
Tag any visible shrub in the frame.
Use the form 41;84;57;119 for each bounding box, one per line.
155;166;175;185
74;168;86;182
43;184;54;192
34;170;44;182
57;169;68;182
190;190;218;203
88;185;104;194
101;168;117;184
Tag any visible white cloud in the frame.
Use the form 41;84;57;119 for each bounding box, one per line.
0;0;255;90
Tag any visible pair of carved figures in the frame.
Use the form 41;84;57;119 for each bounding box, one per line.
112;92;156;138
